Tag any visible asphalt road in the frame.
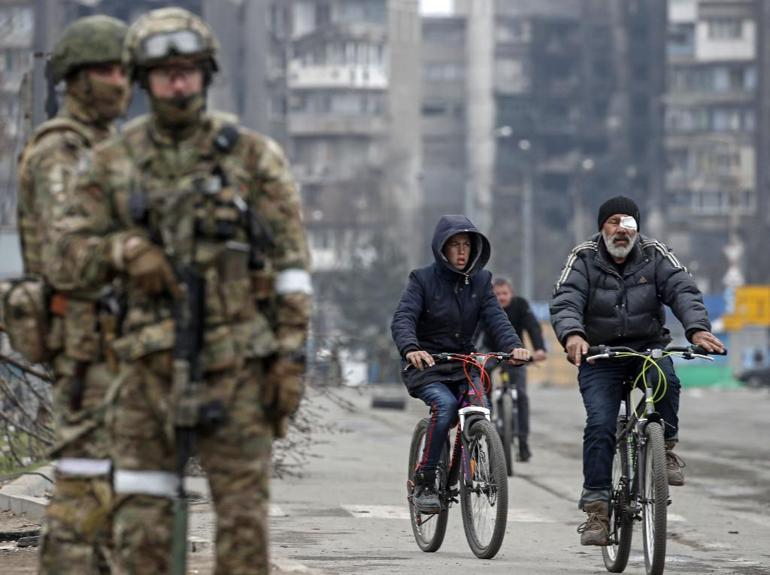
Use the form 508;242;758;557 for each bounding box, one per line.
268;382;770;575
4;380;768;574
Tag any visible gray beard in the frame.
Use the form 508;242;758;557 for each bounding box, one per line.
602;230;637;259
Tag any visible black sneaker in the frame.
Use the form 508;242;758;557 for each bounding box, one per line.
414;484;441;514
413;470;441;514
517;441;532;463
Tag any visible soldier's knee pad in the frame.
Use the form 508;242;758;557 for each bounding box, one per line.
48;458;114;541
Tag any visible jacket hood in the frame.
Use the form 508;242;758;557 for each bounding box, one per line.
431;215;491;277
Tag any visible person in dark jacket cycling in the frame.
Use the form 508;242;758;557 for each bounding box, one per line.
550;196;724;546
392;215;530;513
480;277;547;462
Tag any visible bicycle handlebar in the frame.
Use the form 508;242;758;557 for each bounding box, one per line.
402;351;533;372
584;344;728;362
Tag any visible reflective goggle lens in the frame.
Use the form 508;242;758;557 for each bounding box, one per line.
142;30;204;59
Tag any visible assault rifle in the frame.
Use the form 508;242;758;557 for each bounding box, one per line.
170;265;225;575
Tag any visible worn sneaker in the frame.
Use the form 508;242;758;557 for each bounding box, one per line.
577;501;610;546
665;443;686;486
413;471;441;514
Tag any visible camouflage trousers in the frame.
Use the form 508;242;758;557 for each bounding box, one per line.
111;354;272;575
39;358;118;575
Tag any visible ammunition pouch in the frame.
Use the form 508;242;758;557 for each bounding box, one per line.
0;276;53;364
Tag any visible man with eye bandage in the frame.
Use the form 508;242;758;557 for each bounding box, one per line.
549;196;724;546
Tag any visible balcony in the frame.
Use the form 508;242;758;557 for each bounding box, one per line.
289;113;387;136
289;63;388;90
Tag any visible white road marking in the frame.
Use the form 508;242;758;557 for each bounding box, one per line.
342;504;411;519
273;557;324;574
668;512;686;522
340;503;557;523
507;509;557;523
270;504;288;517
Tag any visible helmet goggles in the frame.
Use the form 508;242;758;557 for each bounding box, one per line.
141;29;205;61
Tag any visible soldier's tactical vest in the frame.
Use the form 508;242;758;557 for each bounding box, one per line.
2;119;95;364
109;114;278;371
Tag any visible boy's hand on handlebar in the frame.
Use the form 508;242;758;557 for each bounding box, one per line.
565;334;589;367
508;347;531;365
690;330;725;354
406;350;435;370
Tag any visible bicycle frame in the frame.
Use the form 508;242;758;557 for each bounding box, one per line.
407;352;521;558
491;369;518;412
407;352;509;511
614;375;663;528
589;344;727;575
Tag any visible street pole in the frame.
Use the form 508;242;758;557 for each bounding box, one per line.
31;0;46;128
520;139;534;301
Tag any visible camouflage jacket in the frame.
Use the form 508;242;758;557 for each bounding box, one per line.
16;97;115;363
56;112;311;371
17;97;113;279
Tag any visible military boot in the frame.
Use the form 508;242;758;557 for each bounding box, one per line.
577;501;610;546
413;470;441;514
665;441;685;486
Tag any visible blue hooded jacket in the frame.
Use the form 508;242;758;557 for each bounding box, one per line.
391;215;523;392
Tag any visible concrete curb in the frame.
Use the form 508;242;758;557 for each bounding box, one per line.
0;465;53;521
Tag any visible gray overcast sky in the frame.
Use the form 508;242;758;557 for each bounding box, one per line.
420;0;453;14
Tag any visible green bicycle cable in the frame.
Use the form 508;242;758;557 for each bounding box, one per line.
609;351;669;416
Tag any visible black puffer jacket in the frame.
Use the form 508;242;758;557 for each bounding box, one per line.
550;234;711;350
391;215;522;392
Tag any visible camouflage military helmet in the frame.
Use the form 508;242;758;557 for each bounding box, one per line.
49;15;128;84
124;7;219;83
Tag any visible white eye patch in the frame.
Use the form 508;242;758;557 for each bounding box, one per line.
620;216;637;231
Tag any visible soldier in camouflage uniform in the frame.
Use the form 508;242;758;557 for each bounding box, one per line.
15;15;130;575
56;8;311;574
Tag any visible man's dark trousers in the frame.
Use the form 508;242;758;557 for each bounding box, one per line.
577;356;681;492
504;365;529;441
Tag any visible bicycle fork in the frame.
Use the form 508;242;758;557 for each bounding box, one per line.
458;406;490;491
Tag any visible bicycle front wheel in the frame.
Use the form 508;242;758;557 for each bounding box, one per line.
500;392;514;477
408;417;449;552
602;432;633;572
460;419;508;559
642;422;668;575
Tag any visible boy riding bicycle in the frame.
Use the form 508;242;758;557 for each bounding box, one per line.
391;215;529;513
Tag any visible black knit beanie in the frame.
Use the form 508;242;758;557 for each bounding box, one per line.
597;196;641;231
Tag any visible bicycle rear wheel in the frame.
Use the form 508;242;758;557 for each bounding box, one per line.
460;419;508;559
642;422;668;575
602;432;633;572
408;417;449;552
500;392;514;477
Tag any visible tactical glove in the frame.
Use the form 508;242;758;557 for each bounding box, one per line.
263;354;305;438
120;236;179;297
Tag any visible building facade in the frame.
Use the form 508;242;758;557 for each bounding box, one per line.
665;0;758;291
288;0;421;274
420;14;467;260
421;0;666;299
0;0;33;227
